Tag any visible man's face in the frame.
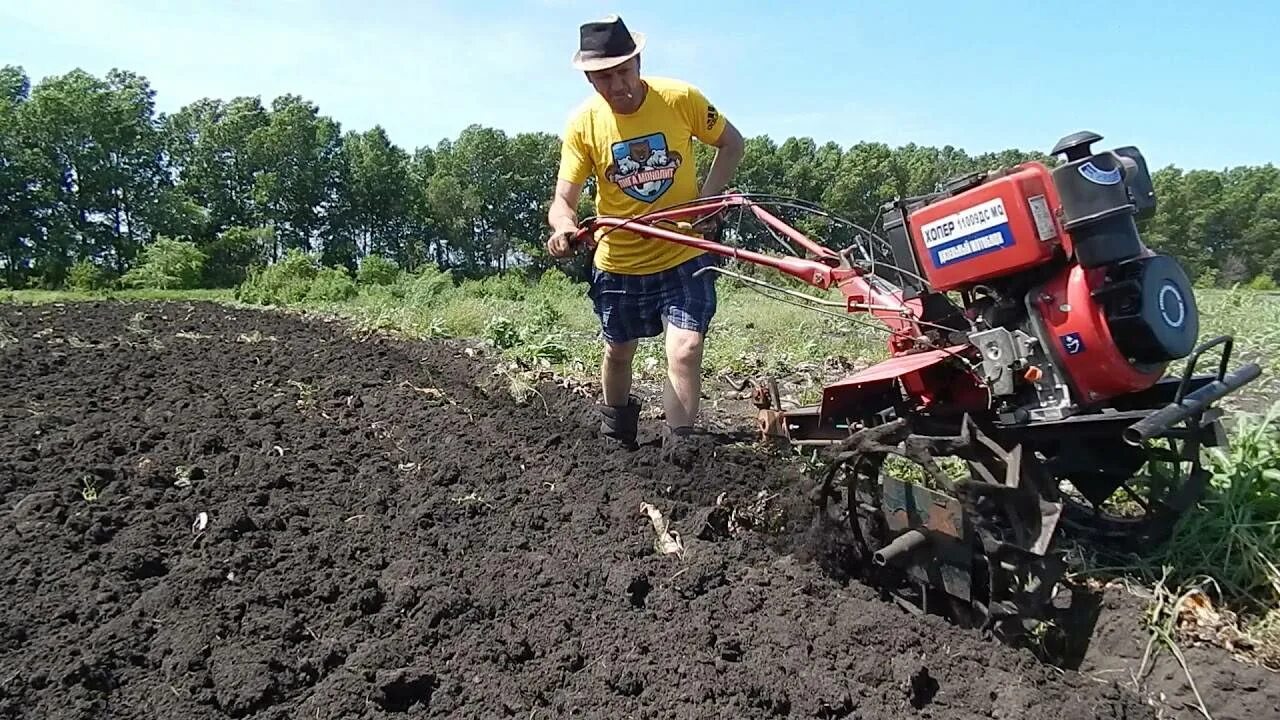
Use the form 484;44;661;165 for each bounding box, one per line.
586;57;642;112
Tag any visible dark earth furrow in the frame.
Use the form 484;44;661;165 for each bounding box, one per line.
0;300;1273;719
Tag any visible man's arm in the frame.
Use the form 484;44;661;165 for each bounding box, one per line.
548;178;582;234
545;178;583;257
699;120;745;198
547;111;591;258
682;85;745;198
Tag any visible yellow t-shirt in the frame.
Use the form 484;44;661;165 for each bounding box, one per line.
557;76;729;275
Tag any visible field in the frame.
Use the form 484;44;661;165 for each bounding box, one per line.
1;280;1278;719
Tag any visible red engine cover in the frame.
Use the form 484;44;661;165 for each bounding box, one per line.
1033;264;1166;403
909;163;1069;291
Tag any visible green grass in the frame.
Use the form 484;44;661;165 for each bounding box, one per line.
8;274;1274;385
221;264;888;388
5;288;236;304
1168;405;1280;602
1184;286;1280;380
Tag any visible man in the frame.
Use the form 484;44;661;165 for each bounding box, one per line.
546;15;745;456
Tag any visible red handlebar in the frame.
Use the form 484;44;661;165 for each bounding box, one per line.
560;193;926;346
571;226;595;247
583;216;837;289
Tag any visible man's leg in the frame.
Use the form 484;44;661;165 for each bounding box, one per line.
601;338;637;407
661;320;704;429
590;266;660;446
597;337;642;446
660;252;718;437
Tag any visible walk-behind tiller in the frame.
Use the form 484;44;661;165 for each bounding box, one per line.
571;131;1262;640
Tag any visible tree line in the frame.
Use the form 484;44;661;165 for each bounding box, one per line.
2;64;1277;291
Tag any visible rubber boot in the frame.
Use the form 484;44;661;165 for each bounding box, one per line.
599;395;641;448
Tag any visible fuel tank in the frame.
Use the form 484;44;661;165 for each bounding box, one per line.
908;163;1067;291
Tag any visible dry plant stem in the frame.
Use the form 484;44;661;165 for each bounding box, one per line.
1135;569;1216;720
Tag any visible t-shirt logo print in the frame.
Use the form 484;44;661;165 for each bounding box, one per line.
605;132;683;202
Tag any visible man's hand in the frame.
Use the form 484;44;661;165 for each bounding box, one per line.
546;227;579;258
691;214;723;239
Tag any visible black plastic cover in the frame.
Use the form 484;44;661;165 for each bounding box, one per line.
878;199;929;299
1113;146;1157;220
1051;131;1104;160
1098;254;1200;364
1051;151;1143;267
1071;213;1145;268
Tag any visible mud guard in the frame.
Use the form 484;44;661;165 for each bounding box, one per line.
819;346;982;426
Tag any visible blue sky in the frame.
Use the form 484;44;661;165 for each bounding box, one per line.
2;0;1275;170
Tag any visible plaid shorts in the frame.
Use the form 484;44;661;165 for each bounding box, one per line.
588;253;720;345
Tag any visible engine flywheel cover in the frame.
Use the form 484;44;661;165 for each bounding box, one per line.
1109;254;1200;364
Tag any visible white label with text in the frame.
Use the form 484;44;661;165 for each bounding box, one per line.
920;198;1009;249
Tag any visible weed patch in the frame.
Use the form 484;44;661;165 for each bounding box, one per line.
1081;404;1280;664
1159;406;1280;621
236;248;354;306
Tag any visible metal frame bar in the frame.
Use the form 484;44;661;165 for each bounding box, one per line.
746;203;842;264
585;215;838;289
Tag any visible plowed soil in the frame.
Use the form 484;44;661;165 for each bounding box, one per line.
0;300;1273;719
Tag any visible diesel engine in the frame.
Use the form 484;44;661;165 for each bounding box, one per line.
879;131;1200;424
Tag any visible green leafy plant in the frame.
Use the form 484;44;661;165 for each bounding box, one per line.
306;266;357;302
234;248;356;306
531;267;579;299
514;332;571;365
484;315;521;350
1194;267;1220;289
236;248;322;306
1247;274;1278;291
357;254;401;286
121;237;207;290
527;297;563;331
462;272;529;301
203;226;274;287
67;259;108;292
421;316;447;338
1159;404;1280;607
397;264;455;305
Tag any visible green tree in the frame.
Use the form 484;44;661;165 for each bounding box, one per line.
249;95;344;259
0;60;1275;290
0;65;39;287
427;125;518;274
336;126;412;263
163;96;269;239
17;68;172;284
404;146;442;271
505;131;561;269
